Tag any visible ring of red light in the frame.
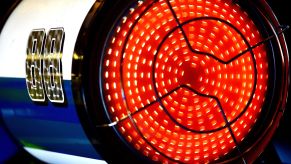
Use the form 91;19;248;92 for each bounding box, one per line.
152;17;257;133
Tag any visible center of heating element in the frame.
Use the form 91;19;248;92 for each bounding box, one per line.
153;19;256;132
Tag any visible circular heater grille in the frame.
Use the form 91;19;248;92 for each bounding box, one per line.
90;0;286;163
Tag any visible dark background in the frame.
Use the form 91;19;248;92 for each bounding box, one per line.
0;0;290;163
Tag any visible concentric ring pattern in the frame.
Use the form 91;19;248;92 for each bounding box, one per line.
101;0;269;163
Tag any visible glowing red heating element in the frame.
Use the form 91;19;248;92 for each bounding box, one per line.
102;0;269;163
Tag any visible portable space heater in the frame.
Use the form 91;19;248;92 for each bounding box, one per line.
0;0;289;163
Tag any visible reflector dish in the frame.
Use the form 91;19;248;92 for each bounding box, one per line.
85;0;289;163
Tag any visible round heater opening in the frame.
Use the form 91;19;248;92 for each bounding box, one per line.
85;0;289;163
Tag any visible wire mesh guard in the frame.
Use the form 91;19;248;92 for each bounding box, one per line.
99;0;288;163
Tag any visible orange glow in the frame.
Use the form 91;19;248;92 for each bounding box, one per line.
102;0;268;163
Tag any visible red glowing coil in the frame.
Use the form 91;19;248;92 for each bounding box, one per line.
101;0;269;163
